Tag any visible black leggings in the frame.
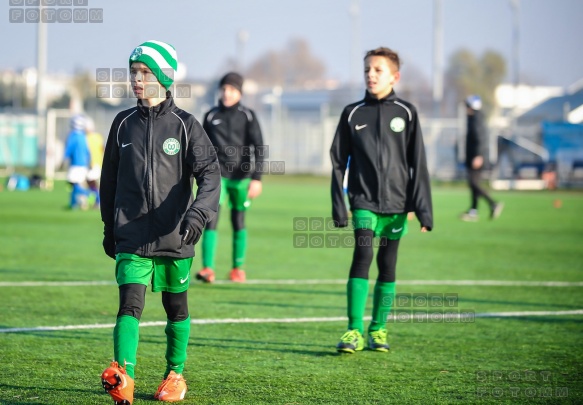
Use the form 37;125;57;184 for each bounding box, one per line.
468;168;495;209
348;229;400;283
205;209;245;231
117;283;189;322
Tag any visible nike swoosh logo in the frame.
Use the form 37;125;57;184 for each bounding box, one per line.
391;227;403;233
121;143;132;148
212;119;222;125
179;276;189;284
355;124;367;130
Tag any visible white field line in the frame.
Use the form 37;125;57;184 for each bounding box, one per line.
1;279;583;287
1;310;583;334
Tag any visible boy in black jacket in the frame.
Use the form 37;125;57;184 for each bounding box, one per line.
195;72;265;284
99;40;220;404
330;47;433;353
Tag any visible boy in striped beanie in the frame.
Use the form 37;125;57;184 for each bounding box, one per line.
128;40;178;104
99;40;221;404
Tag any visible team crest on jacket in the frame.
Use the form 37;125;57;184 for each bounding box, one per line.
390;117;405;132
163;138;180;155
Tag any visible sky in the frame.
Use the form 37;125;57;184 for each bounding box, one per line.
1;0;582;89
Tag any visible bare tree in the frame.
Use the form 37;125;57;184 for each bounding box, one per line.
245;38;326;89
446;48;506;116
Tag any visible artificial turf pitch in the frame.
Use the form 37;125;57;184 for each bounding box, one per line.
0;176;582;404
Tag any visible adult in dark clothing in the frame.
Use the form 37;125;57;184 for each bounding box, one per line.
460;95;503;222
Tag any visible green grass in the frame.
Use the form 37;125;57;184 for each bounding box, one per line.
0;176;582;404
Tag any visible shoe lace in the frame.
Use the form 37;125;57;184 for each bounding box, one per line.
370;330;387;343
164;374;185;392
340;330;360;343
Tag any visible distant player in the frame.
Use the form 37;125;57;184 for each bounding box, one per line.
195;72;265;284
99;40;220;404
460;95;503;222
330;47;433;353
85;117;104;209
63;114;90;210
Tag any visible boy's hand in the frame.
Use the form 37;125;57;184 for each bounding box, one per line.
247;180;262;199
472;156;483;170
420;226;428;233
180;212;204;246
102;227;116;259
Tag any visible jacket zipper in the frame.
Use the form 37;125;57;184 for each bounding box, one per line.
145;107;154;255
377;101;385;212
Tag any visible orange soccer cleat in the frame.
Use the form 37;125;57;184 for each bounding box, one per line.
229;268;246;283
154;371;187;402
195;267;215;283
101;361;134;405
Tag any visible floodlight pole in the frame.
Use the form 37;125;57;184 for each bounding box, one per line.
510;0;520;91
349;0;361;99
432;0;444;118
36;7;51;189
509;0;520;138
237;29;249;73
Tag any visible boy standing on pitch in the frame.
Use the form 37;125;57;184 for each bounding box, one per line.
330;47;433;353
85;116;104;209
99;40;220;404
63;114;90;210
195;72;265;284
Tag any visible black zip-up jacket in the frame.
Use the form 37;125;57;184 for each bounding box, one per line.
330;90;433;230
465;109;487;168
100;95;221;258
203;101;265;180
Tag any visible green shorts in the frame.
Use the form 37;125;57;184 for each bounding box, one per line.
352;209;408;240
220;177;251;211
115;253;193;293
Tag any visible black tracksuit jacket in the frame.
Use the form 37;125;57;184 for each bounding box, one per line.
465;110;487;168
203;101;265;181
330;90;433;230
100;96;221;258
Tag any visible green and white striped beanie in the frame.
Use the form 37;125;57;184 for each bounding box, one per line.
129;40;178;90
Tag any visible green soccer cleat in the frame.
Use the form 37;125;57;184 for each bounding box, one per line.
336;330;364;353
368;329;390;352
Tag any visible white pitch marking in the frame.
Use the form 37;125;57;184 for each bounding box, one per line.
1;310;582;334
1;280;583;287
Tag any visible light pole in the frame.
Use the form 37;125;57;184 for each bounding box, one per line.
349;0;361;99
237;29;249;73
510;0;520;91
509;0;520;137
432;0;444;118
36;5;50;189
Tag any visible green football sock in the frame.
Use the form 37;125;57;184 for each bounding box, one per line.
113;315;139;379
347;278;369;334
233;229;247;268
369;281;396;332
202;229;218;268
164;317;191;378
